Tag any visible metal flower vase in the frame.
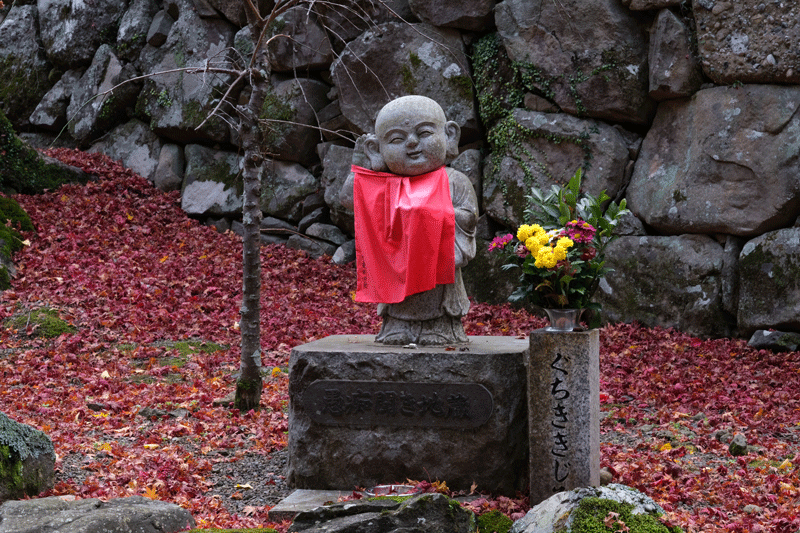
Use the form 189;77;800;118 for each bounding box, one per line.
543;308;584;332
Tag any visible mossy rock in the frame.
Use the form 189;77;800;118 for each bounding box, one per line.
0;195;33;290
477;509;513;533
0;109;88;195
0;412;56;501
4;307;76;338
567;497;683;533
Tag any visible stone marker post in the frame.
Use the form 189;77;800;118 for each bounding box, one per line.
528;329;600;505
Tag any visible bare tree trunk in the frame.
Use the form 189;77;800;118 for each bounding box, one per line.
235;78;266;411
233;0;304;410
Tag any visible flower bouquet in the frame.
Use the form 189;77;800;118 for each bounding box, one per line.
489;168;629;327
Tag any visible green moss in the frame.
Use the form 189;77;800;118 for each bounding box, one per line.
173;45;187;69
98;94;117;120
472;34;523;128
4;307;76;338
0;412;55;498
409;52;422;69
368;495;413;503
0;109;87;195
739;235;800;293
401;64;416;93
568;497;682;533
0;195;33;289
157;89;173;107
0;55;52;124
450;75;474;100
172;339;227;356
0;266;9;290
115;32;145;57
0;444;24;492
0;195;33;236
477;509;513;533
259;88;295;148
485;113;592;197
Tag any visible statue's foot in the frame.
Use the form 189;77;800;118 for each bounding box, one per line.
418;316;468;346
375;316;418;345
377;332;414;345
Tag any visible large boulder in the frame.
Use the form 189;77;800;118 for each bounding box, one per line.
259;159;320;223
623;0;682;8
266;6;334;72
153;143;185;191
321;144;355;235
38;0;130;70
483;109;634;228
67;45;141;145
737;228;800;336
0;5;54;127
408;0;494;31
693;0;800;85
135;0;236;144
180;144;242;217
0;412;55;503
627;85;800;236
596;234;738;339
0;495;195;533
511;484;669;533
494;0;654;125
288;493;476;533
330;21;478;140
648;9;703;101
29;70;83;131
116;0;160;62
88;120;163;182
261;77;330;167
0;109;90;195
315;0;414;53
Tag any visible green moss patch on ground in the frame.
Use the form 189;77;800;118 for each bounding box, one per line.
3;307;76;338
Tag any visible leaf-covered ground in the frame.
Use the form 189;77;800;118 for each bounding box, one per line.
1;149;798;532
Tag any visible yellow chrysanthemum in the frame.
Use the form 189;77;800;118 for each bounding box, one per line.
553;245;567;261
537;232;551;246
556;237;574;250
517;224;534;242
525;236;541;255
535;247;558;269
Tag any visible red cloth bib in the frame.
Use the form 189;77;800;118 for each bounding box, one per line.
352;165;455;303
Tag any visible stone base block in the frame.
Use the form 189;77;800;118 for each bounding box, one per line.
287;335;529;495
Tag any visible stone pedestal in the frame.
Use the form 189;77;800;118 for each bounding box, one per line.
287;335;529;495
528;329;600;506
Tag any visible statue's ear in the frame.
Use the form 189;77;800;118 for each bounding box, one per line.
445;120;461;160
364;133;385;171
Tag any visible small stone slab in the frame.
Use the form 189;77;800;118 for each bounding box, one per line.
0;496;195;533
269;489;354;522
288;493;475;533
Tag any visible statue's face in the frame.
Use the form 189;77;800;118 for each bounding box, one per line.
375;97;448;176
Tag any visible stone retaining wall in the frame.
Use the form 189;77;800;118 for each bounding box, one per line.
1;0;798;338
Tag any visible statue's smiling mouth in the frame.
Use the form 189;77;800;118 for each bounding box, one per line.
407;150;423;158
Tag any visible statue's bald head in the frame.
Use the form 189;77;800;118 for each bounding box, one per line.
374;95;447;139
364;95;460;175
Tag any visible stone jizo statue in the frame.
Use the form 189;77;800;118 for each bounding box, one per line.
346;95;478;345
